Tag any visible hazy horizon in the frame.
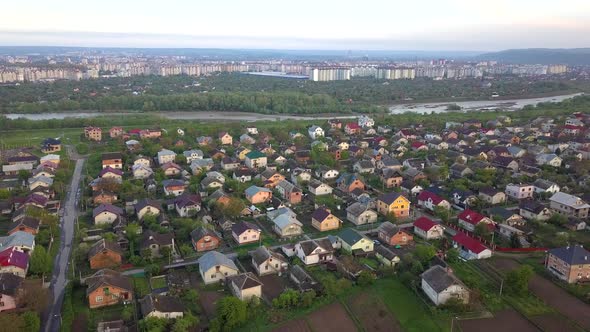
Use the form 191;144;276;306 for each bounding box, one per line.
1;0;589;51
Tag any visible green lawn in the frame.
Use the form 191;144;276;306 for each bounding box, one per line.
150;275;168;290
371;278;448;332
359;257;379;269
0;127;82;148
132;276;151;297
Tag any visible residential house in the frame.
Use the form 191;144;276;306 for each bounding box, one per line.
227;272;263;301
85;269;133;309
135;199;162;221
85;127;102;141
549;192;590;218
132;164;153;179
183;149;204;164
453;233;492;260
295;238;334;265
315;166;340;180
162;179;186;197
421;265;469;306
346;202;378;225
93;204;125;226
232;222;261;245
276;180;302;205
140;294;185;319
245;151;267;169
545;245;590;284
197;251;239;284
308;125;325;139
0;247;28;277
218;132;233;145
458;209;494;232
140;230;175;258
308;179;333;196
377;192;410;218
533;179;560;194
109;127;124;138
450;164;473;178
102;153;123;170
88;239;123;269
345;123;362;135
380;169;403;189
268;207;303;238
338;228;374;254
505;183;534;200
336;173;366;193
519;200;552;221
190;227;221;252
378;222;413;246
289;265;318;291
41;138;61;153
174;194;202;217
353;160;375;174
251;246;288;276
157;149;177;165
311;207;341;232
9;216;41;235
417;191;451;212
414;217;444;240
161;162;182;177
478;187;506;205
0;274;23;312
245;186;272;204
375;246;400;267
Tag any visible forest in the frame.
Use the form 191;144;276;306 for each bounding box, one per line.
1;72;588;114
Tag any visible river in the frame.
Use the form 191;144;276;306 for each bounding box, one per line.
3;92;583;121
389;93;583;114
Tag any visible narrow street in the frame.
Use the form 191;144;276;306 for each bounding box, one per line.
43;151;86;332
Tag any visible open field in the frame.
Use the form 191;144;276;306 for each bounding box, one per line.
458;309;539;332
307;302;358;332
347;292;401;332
530;313;583;332
489;257;590;330
271;318;312;332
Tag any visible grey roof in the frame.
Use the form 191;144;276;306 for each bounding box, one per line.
375;245;398;261
227;272;262;290
0;231;35;251
251;246;285;266
533;179;557;190
297;238;334;256
549;245;590;265
346;202;372;217
0;273;23;296
140;294;185;316
198;251;238;272
550;192;590;208
86;269;132;295
421;265;466;293
377;221;402;238
88;239;123;259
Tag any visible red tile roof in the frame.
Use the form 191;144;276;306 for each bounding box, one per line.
413;217;439;231
417;191;446;205
458;209;485;225
452;232;488;254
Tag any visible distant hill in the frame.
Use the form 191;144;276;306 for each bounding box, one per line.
477;48;590;66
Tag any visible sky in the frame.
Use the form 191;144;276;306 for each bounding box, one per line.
0;0;589;51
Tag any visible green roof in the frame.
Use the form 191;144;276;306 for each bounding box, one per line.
246;151;266;159
338;228;365;246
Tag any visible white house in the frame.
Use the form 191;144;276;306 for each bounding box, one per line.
308;125;325;140
157;149;176;165
357;115;375;128
421;265;469;306
295;238;334;265
308;180;333;196
413;217;444;240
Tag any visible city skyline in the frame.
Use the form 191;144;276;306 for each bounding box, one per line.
1;0;589;50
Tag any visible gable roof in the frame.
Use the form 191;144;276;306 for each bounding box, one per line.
421;265;466;293
232;221;260;235
93;204;124;218
251;246;286;266
198;251;238;272
140;294;185;315
413;217;439;232
338;228;366;246
378;192;406;205
297;238;334;256
86;269;132;295
452;232;489;254
458;209;486;225
88;239;123;258
0;247;28;270
417;191;446;205
311;207;331;222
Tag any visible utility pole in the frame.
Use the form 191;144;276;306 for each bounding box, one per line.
499;279;504;296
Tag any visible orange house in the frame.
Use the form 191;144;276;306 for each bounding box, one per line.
191;227;221;252
378;222;413;246
8;216;41;235
336;174;365;193
88;240;123;270
86;269;133;309
245;186;272;204
377;192;410;218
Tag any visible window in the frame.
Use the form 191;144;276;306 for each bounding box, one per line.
96;296;103;302
112;294;118;299
211;274;216;279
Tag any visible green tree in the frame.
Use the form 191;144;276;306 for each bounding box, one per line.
474;222;492;241
414;244;436;265
121;306;134;321
505;265;534;297
300;290;316;308
357;270;376;287
139;316;168;332
22;311;40;332
446;248;460;263
29;246;52;276
210;296;248;332
171;313;199;332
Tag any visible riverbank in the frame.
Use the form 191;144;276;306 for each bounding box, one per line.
4;92;582;121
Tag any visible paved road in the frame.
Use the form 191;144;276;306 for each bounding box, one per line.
43;156;85;332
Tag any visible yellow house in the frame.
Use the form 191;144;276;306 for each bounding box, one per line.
227;272;262;301
311;207;341;232
237;148;251;161
338;228;374;253
219;132;233;145
377;192;410;218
